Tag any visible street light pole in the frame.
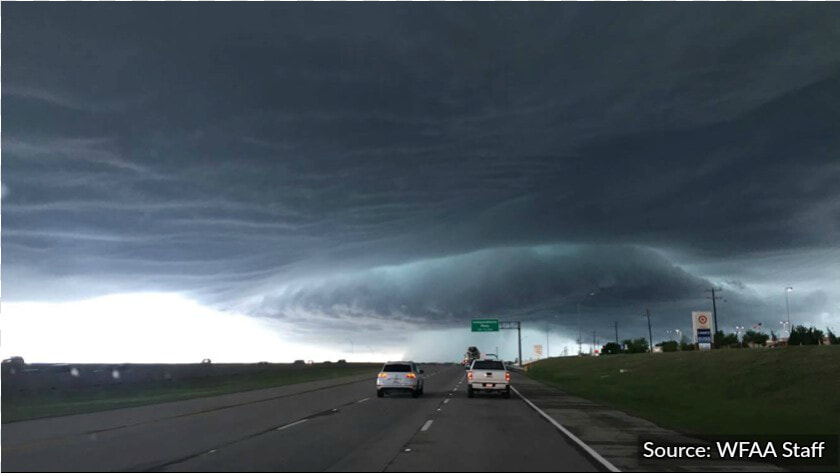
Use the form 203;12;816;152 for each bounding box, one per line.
546;323;550;359
646;308;653;353
785;287;793;332
735;326;745;343
501;321;522;366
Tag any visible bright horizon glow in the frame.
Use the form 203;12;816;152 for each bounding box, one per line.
0;292;405;364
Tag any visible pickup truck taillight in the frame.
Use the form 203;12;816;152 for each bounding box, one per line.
505;371;511;382
405;373;417;379
468;371;473;381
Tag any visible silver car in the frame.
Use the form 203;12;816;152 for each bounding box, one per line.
376;361;424;398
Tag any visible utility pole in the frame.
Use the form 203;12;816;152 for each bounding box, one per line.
577;292;596;356
706;288;723;347
614;321;619;344
592;331;597;355
646;309;653;353
577;303;582;355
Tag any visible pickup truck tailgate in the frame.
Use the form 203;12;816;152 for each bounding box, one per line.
474;369;506;385
469;360;509;389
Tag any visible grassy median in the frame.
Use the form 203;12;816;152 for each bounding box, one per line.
2;363;380;423
526;346;840;436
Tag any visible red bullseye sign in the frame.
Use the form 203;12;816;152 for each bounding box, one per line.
698;315;708;325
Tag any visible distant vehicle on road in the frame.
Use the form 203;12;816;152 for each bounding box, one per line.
463;346;481;368
467;359;511;398
2;356;25;366
376;361;424;398
2;357;26;374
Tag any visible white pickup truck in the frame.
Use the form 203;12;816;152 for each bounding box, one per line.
467;359;511;398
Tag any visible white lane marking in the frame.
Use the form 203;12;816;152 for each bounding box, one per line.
444;399;450;404
357;397;370;404
276;419;309;431
420;420;434;432
510;386;621;472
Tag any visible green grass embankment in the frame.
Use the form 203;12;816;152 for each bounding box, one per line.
526;346;840;436
2;363;379;423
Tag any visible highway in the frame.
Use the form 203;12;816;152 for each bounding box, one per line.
2;365;600;472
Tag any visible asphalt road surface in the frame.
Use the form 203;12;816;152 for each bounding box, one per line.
2;365;600;472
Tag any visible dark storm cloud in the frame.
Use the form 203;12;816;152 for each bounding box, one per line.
2;4;839;337
255;245;711;326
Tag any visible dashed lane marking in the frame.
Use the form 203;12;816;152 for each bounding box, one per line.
276;419;309;431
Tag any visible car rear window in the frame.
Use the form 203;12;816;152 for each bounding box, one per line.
472;361;505;370
382;364;412;372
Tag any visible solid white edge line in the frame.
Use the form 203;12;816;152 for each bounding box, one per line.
420;420;434;432
510;386;621;473
276;419;309;431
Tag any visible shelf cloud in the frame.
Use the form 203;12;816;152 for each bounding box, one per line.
3;3;839;360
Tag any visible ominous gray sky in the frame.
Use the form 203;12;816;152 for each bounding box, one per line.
3;4;839;361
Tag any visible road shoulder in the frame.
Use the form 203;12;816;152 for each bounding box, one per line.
512;372;784;472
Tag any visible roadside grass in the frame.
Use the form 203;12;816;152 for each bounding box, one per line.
2;364;380;423
525;346;840;437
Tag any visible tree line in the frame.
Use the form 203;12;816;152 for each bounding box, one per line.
599;325;837;354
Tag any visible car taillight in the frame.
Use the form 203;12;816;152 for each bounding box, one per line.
405;373;417;379
378;373;389;378
505;372;511;382
468;371;473;381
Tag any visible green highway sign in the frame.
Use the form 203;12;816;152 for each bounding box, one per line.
471;319;500;332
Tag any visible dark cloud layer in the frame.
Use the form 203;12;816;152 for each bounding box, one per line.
2;4;839;343
256;245;710;325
